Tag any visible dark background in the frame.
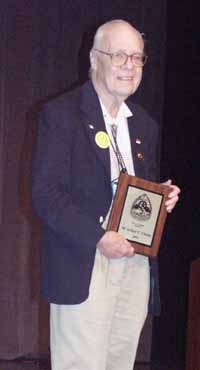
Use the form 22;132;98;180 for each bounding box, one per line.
0;1;198;369
152;2;199;368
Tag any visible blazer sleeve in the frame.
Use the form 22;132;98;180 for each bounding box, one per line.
32;105;105;253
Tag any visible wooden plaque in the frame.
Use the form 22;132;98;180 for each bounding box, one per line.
107;172;170;258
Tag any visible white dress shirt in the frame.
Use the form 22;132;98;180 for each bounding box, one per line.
99;99;135;228
99;99;135;183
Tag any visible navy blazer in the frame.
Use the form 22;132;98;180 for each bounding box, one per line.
32;80;160;315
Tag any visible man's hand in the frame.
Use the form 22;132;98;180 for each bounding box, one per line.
163;179;181;213
96;230;134;259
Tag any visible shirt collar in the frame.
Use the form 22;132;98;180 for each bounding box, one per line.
99;98;133;124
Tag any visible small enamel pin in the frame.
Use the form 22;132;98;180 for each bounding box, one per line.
95;131;110;149
137;152;144;160
99;216;104;224
136;138;141;144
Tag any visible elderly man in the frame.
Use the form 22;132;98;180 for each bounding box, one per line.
32;19;180;370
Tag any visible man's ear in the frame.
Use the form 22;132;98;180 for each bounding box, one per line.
90;50;97;71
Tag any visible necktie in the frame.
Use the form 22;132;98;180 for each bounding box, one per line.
111;124;127;173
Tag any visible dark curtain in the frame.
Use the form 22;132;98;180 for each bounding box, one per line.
0;0;168;361
152;2;199;368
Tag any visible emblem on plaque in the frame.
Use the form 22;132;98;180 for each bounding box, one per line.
130;193;152;221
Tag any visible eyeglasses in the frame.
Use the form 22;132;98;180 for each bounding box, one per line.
93;49;147;67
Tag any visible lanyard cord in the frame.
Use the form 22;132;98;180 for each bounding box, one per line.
110;124;127;173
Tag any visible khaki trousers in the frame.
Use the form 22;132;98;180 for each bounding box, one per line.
50;250;150;370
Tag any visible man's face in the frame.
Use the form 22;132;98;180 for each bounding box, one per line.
91;24;144;103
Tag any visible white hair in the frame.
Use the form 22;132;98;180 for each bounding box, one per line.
92;19;143;49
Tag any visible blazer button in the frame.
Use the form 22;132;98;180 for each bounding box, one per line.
137;152;144;160
99;216;104;224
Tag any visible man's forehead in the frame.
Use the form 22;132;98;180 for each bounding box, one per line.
103;27;143;52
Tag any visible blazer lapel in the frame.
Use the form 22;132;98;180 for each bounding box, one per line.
79;82;147;180
80;81;111;179
127;112;146;179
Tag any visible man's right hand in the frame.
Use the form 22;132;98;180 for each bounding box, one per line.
96;231;134;259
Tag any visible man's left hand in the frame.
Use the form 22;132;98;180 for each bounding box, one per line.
163;179;181;213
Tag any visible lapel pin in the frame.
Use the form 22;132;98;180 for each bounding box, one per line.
95;131;110;149
99;216;104;224
88;124;94;129
136;138;141;144
137;152;144;161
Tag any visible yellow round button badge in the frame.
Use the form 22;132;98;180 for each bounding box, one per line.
95;131;110;149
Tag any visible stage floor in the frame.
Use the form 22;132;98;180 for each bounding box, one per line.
0;359;181;370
